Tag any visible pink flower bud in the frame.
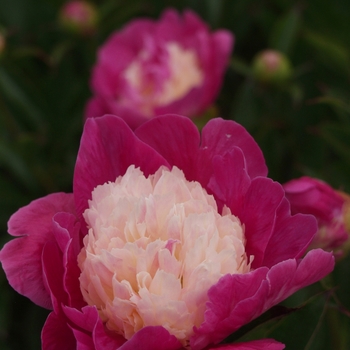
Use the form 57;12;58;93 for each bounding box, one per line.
253;49;292;84
283;176;349;253
59;1;97;35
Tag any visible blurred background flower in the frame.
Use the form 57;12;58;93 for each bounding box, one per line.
283;176;349;255
85;9;233;129
0;0;350;349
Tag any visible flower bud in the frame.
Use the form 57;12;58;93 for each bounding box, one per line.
59;1;97;35
253;49;292;84
283;176;349;255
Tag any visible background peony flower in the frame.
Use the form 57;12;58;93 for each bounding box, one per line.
283;176;349;252
85;9;233;129
0;115;333;349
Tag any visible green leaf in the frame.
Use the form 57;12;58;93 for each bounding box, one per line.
318;122;350;166
0;140;38;191
269;8;301;54
204;0;223;27
0;67;46;132
230;80;258;129
303;30;350;76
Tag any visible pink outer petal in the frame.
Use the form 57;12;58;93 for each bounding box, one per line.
209;339;285;350
135;114;200;180
74;115;169;219
199;119;267;183
118;326;183;350
235;179;317;268
207;148;251;213
191;249;334;349
0;192;75;309
63;305;102;333
136;116;266;189
93;318;127;349
191;268;269;350
63;305;126;349
42;312;76;350
52;212;85;309
71;327;95;350
261;198;316;267
207;152;317;267
42;240;67;312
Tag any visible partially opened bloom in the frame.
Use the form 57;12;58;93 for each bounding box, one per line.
85;9;233;129
0;115;334;349
283;176;349;253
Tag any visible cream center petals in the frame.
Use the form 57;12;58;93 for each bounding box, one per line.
78;165;250;346
122;42;203;115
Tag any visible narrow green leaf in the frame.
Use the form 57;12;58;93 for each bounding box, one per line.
269;8;301;54
0;141;37;191
303;30;350;76
230;80;258;129
205;0;223;27
318;122;350;165
0;67;46;132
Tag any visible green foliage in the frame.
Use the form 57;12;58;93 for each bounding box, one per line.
0;0;350;348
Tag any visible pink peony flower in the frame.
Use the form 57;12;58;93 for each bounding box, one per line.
0;115;334;349
85;9;233;129
283;176;349;252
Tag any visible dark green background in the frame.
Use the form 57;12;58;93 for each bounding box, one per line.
1;0;350;349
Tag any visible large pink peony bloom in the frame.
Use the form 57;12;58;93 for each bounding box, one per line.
283;176;349;252
0;115;334;349
85;9;233;129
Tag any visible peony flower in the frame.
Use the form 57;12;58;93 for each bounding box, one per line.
85;9;233;129
0;115;334;349
283;176;349;253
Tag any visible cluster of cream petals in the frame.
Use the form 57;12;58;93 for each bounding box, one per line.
78;165;250;345
123;42;204;115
